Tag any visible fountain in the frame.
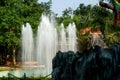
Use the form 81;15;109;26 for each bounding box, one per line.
67;22;77;51
0;14;77;77
36;15;58;75
21;14;77;76
21;23;34;67
59;23;77;52
59;23;67;52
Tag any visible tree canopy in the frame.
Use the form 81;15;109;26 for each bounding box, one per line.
0;0;52;64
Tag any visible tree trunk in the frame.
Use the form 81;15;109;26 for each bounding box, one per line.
99;1;114;10
13;47;16;65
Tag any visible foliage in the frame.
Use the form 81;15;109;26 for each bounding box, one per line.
62;7;73;18
71;3;120;46
60;7;74;27
91;5;114;33
0;0;52;64
77;33;91;51
57;2;120;50
104;32;120;46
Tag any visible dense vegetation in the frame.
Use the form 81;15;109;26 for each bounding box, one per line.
0;0;120;68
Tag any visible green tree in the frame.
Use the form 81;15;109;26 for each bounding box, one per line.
62;7;73;18
73;4;93;30
60;7;73;27
0;0;52;65
91;5;113;33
